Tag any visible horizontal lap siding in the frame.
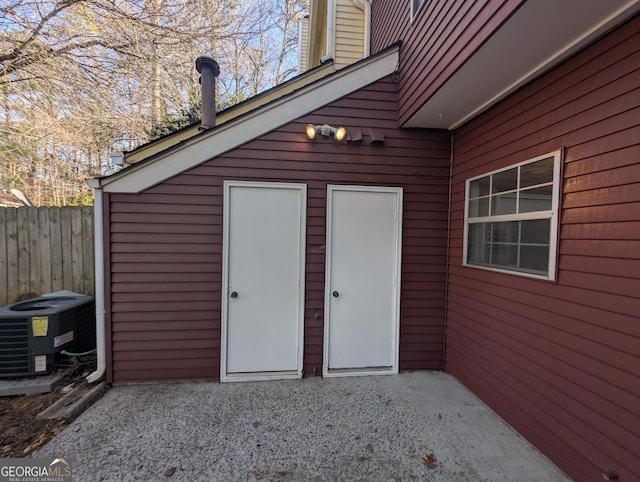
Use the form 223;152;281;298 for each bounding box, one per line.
335;0;365;69
109;189;221;382
370;0;523;125
447;16;640;482
109;76;451;382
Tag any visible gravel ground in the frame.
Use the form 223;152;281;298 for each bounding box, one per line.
37;371;569;481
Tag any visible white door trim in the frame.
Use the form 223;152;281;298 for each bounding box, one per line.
323;185;403;378
221;180;307;382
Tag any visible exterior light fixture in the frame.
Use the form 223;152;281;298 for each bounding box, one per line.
306;124;348;142
305;124;317;139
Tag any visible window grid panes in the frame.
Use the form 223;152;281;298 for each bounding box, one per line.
468;158;553;219
467;220;551;274
465;154;558;278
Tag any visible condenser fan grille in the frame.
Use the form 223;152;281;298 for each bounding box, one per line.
0;317;29;376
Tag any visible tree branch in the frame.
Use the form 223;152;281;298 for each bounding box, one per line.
17;0;86;56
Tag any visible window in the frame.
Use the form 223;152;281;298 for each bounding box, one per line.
463;151;561;280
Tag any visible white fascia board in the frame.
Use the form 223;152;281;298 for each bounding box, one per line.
101;45;399;194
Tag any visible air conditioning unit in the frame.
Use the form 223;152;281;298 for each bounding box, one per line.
0;293;96;377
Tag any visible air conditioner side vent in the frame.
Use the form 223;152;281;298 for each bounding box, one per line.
0;317;30;376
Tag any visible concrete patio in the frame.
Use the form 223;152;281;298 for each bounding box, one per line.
38;371;569;481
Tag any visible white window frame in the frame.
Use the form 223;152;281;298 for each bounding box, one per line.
463;151;562;281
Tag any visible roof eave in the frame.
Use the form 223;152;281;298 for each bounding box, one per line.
404;0;640;129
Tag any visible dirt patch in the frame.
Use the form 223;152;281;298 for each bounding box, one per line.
0;358;103;457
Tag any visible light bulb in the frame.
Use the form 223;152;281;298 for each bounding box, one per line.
305;124;316;139
334;127;347;141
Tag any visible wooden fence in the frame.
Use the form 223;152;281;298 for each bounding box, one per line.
0;207;94;306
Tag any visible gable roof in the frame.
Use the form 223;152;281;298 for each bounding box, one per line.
92;43;400;194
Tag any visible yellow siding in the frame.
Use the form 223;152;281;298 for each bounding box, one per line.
334;0;365;70
299;18;310;73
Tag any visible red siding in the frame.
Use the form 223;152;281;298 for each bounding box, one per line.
447;16;640;481
108;76;451;382
370;0;524;125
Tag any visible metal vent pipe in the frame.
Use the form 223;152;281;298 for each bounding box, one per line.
195;57;220;130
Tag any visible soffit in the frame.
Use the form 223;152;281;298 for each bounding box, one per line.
404;0;640;129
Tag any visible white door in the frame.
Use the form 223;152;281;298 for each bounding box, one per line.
324;185;402;377
221;181;306;382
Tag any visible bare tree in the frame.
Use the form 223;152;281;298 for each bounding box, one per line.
0;0;308;205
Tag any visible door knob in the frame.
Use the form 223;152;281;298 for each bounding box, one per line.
332;290;339;298
230;291;238;298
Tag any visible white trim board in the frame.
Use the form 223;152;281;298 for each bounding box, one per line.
99;45;399;194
